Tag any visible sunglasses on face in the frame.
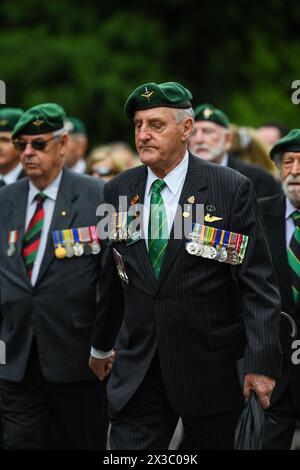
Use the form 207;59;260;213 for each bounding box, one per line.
13;136;56;152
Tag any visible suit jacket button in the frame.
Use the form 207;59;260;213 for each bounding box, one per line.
154;298;160;304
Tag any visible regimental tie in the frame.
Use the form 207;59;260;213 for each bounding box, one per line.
288;210;300;302
148;179;168;279
22;192;47;279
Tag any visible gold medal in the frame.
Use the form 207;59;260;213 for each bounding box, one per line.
55;244;67;259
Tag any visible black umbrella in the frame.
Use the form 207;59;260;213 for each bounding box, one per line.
234;391;265;450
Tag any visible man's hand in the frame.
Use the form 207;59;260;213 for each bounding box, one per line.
243;373;276;409
89;351;116;381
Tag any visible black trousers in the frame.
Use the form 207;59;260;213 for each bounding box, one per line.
0;340;108;450
109;353;241;450
263;386;300;450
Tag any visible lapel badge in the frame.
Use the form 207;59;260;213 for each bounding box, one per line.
130;195;140;206
205;204;215;212
204;213;223;223
188;196;195;204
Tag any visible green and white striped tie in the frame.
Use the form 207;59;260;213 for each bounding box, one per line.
148;179;168;279
288;210;300;302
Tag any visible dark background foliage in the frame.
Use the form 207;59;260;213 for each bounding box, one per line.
1;0;300;147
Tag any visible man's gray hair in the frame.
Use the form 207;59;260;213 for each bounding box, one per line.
173;107;194;124
53;127;67;140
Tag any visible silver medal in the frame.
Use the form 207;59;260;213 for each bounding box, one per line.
208;246;218;259
91;241;101;255
73;242;84;256
186;241;200;255
201;245;211;258
7;243;16;257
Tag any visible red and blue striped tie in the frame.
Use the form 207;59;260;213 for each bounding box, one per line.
22;193;46;279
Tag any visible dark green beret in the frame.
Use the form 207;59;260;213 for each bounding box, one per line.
0;107;24;132
194;103;229;128
64;116;87;135
270;129;300;160
124;81;193;122
12;103;66;138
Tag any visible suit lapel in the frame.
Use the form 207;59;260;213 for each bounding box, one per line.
127;166;158;288
35;170;77;285
157;154;207;289
265;196;294;308
7;180;31;286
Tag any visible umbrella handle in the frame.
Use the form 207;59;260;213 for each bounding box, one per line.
281;311;297;338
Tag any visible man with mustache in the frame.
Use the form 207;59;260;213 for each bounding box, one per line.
188;103;281;199
259;129;300;449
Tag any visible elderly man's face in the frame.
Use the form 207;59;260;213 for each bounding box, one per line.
280;152;300;207
188;121;231;163
134;107;192;174
17;132;68;188
0;131;20;174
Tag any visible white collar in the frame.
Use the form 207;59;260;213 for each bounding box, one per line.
146;151;189;196
28;171;63;205
0;163;23;185
285;197;300;221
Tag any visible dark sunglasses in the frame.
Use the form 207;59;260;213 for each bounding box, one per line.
13;136;56;152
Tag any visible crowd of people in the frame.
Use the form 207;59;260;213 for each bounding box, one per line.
0;81;299;450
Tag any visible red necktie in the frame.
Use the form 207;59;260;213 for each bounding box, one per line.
22;193;46;279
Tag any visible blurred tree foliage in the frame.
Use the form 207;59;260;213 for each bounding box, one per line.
0;0;300;147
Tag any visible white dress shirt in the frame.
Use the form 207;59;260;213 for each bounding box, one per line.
71;158;86;174
91;151;189;359
26;172;62;286
143;151;189;246
0;163;23;185
219;153;229;167
285;197;300;250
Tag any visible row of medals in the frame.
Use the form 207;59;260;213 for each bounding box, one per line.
55;240;101;259
186;237;239;264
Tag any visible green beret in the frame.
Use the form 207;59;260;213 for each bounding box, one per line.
194;103;229;128
64;116;87;135
0;107;24;132
124;81;193;122
12;103;66;138
270;129;300;160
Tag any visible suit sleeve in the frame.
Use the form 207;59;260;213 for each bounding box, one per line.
231;177;282;379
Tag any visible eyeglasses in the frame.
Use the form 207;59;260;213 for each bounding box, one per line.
13;136;57;152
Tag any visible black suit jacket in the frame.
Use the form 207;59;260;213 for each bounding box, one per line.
92;153;281;416
228;155;281;199
259;194;300;404
0;168;105;383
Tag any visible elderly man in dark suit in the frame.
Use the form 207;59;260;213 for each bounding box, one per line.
188;103;281;199
0;108;25;187
0;103;107;449
259;129;300;449
89;82;281;450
